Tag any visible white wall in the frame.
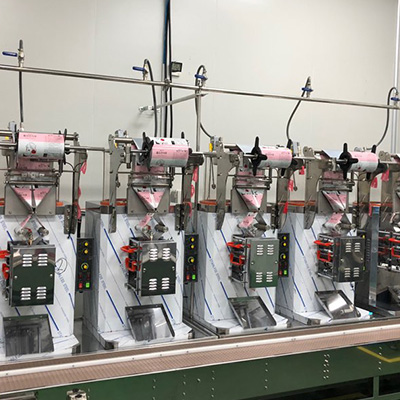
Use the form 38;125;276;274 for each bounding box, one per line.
0;0;397;203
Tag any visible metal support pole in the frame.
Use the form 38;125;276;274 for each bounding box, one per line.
189;90;203;320
195;90;202;152
0;64;397;111
391;0;400;153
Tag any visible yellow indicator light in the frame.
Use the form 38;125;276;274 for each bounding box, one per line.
84;249;89;255
84;242;89;247
81;263;89;270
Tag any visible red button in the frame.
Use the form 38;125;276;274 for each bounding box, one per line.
186;274;190;281
78;282;83;289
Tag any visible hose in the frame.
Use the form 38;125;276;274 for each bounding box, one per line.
195;65;211;138
19;71;24;126
372;86;398;149
168;1;173;138
286;90;306;141
144;59;158;137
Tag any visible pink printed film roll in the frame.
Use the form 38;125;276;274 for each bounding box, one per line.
258;146;292;169
17;132;65;161
348;151;379;173
148;137;189;168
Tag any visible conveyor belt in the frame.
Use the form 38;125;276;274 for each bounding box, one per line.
1;318;400;394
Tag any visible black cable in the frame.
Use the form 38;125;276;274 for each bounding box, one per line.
373;86;398;149
286;91;305;141
194;65;212;138
168;1;173;138
65;160;85;237
18;40;24;127
77;218;82;238
68;165;76;238
19;72;24;126
144;59;158;137
163;1;169;138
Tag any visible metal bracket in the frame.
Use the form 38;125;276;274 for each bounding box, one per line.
210;139;240;230
139;93;207;112
108;133;127;233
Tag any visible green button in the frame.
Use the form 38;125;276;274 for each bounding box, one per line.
192;274;196;280
283;270;288;276
85;282;90;288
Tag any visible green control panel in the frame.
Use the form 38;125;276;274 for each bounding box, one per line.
75;238;93;292
278;233;290;277
184;234;198;283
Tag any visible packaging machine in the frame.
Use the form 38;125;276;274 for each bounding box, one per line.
187;136;295;335
276;144;385;325
355;150;400;315
84;131;203;348
0;123;88;359
0;37;399;400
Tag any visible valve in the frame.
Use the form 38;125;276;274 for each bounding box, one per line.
301;76;313;98
132;65;148;80
2;39;24;67
391;88;400;105
195;67;207;88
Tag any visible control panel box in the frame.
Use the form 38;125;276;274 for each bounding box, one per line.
278;233;290;277
125;238;176;296
315;234;365;282
184;234;198;283
228;236;279;289
75;237;94;292
5;240;55;307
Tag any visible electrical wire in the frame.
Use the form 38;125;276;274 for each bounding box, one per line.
18;40;24;128
144;59;158;137
168;1;173;138
195;65;212;138
162;0;173;138
286;90;305;141
65;160;85;237
372;86;398;149
19;71;24;127
162;0;169;138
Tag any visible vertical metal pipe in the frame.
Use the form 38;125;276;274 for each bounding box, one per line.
195;90;202;152
193;90;202;228
189;91;202;319
391;0;400;153
102;150;106;200
203;154;208;201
